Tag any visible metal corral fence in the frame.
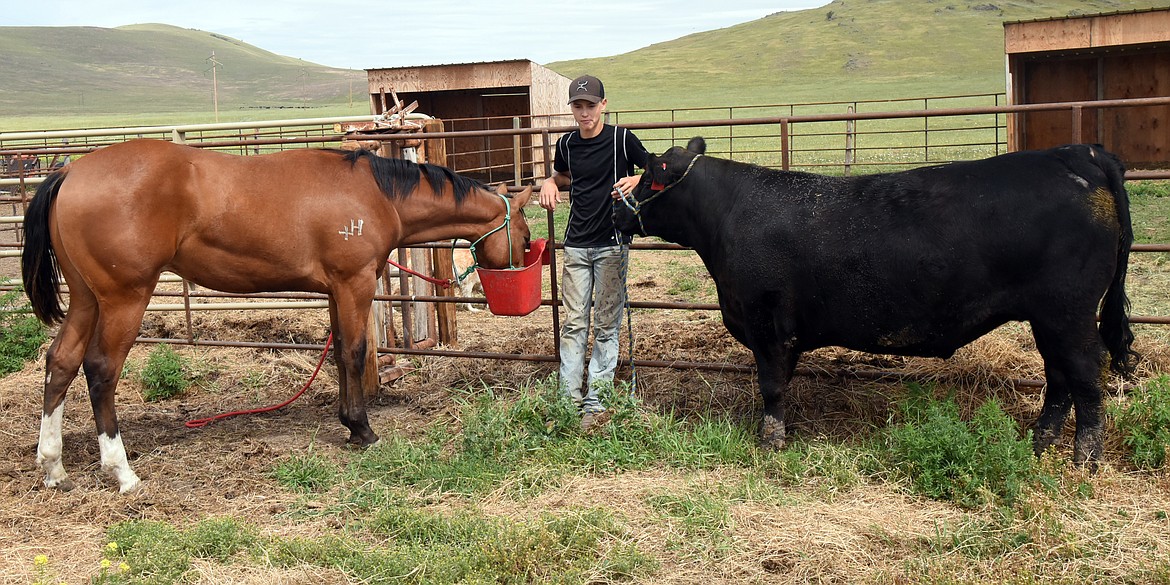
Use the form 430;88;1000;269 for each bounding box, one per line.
2;96;1169;387
421;93;1011;185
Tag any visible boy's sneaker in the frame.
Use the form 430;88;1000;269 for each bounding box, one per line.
580;410;610;431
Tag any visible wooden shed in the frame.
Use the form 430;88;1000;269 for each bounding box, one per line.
366;60;572;183
1004;7;1170;168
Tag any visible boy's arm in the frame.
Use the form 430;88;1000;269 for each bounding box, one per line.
539;170;570;211
613;129;649;197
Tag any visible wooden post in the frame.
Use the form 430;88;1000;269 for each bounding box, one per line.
844;105;855;177
409;246;431;344
1071;106;1084;144
368;139;398;383
434;243;458;346
513;117;522;186
424;118;459;346
399;146;433;346
780;120;791;171
397;247;414;349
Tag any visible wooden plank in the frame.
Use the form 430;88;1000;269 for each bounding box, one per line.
1092;10;1170;47
1004;18;1091;53
367;61;535;94
1005;9;1170;54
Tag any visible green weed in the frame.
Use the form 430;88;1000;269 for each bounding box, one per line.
364;506;648;582
270;449;339;493
765;438;883;495
255;506;654;583
139;344;195;401
101;518;260;582
184;517;257;562
106;520;192;583
646;490;736;561
0;285;48;376
1110;375;1170;469
348;376;765;501
884;385;1044;508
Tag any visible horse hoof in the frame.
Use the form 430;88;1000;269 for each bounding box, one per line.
759;416;786;451
48;478;75;492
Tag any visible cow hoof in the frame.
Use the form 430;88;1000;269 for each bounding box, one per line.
1073;434;1103;473
347;433;380;448
1031;426;1060;457
759;416;786;451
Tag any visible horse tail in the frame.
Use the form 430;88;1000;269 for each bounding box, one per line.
1093;145;1139;378
21;169;68;325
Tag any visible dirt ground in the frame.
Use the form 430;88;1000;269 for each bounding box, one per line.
2;246;1169;583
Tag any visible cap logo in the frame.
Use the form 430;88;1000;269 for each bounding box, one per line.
576;80;589;92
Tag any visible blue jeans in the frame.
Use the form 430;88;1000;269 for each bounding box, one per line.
558;244;628;412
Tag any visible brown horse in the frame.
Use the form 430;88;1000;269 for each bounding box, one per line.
21;139;532;493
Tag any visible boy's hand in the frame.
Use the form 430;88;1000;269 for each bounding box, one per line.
539;179;562;211
611;174;642;199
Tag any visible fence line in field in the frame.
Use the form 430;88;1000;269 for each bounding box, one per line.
2;96;1169;388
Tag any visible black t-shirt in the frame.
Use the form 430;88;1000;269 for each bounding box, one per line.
554;125;649;247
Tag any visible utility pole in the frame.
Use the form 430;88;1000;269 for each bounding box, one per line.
300;68;308;106
206;51;222;122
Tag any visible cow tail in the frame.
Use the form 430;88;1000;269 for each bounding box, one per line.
1094;146;1139;378
21;169;68;325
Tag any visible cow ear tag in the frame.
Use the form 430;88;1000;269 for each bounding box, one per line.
649;162;667;190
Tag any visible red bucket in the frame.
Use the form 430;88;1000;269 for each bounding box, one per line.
475;238;549;316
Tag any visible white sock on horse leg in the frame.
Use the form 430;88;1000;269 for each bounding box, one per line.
37;403;68;488
99;433;141;493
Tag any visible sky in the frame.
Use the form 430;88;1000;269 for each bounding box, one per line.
8;0;828;70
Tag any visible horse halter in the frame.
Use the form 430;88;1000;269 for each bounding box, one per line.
616;153;702;233
455;192;517;283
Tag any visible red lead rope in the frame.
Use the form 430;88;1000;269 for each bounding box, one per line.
185;333;334;428
387;257;453;288
186;257;450;429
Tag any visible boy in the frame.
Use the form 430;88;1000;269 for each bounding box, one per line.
539;74;649;427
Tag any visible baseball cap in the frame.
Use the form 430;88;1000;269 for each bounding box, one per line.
567;75;604;104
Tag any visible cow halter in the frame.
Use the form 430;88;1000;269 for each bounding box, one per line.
616;153;702;232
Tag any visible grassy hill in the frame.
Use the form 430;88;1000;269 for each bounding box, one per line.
0;1;1163;130
548;0;1163;109
0;23;365;127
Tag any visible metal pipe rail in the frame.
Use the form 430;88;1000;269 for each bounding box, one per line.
3;97;1169;393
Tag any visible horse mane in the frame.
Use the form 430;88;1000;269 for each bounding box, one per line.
338;149;483;204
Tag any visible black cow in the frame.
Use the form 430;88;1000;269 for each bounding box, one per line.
614;139;1137;463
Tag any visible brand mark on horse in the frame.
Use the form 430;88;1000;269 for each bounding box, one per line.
340;219;364;240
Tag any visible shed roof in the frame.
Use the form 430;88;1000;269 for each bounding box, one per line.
1003;6;1168;26
365;59;566;94
1004;6;1170;54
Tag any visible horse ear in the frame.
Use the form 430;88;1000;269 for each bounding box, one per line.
511;185;532;208
686;136;707;154
495;183;509;195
